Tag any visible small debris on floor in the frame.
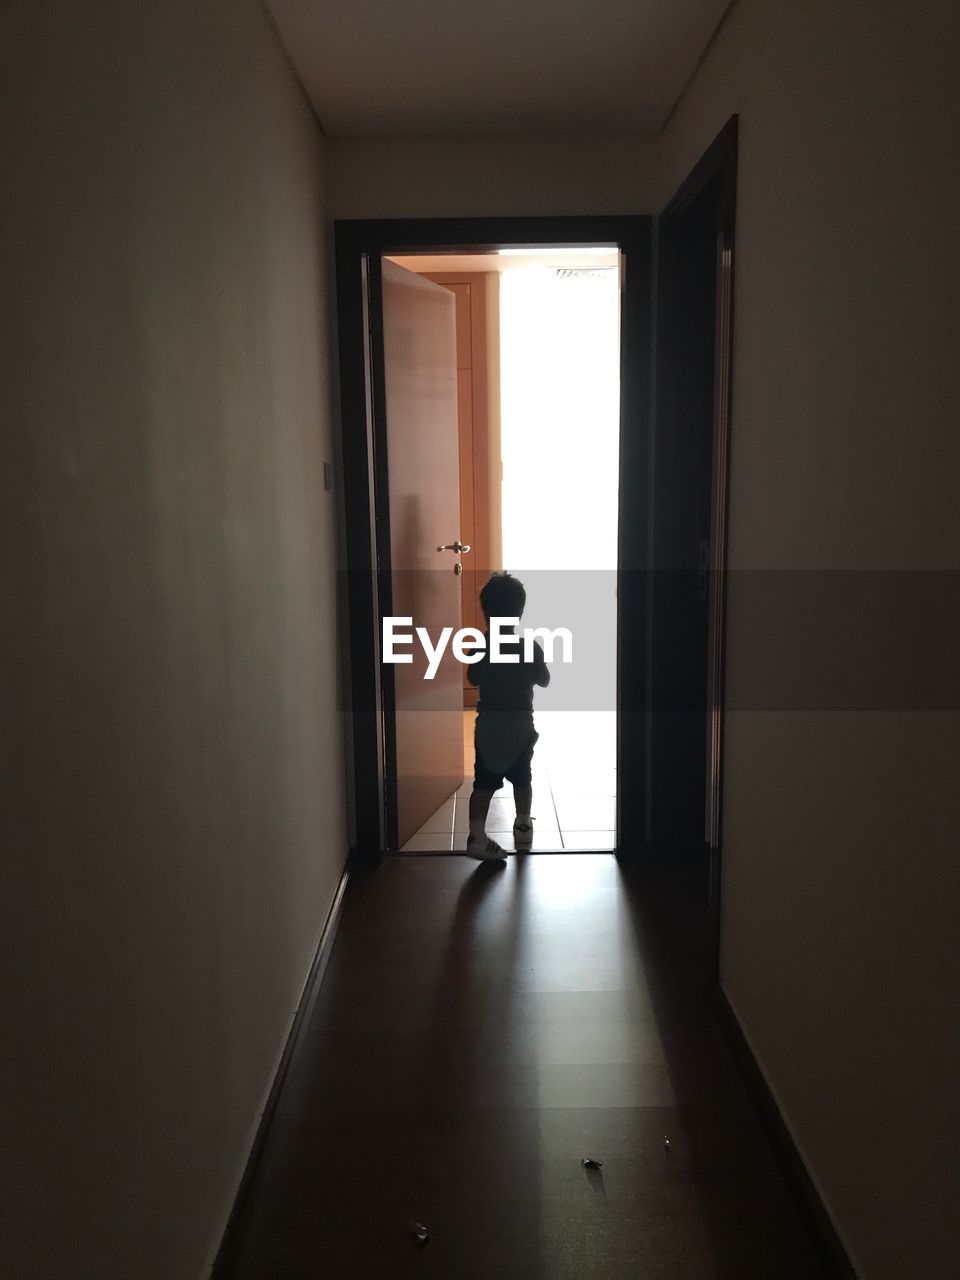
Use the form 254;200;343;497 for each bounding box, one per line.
581;1157;603;1169
663;1136;671;1151
409;1221;429;1247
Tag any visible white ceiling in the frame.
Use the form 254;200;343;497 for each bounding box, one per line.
266;0;731;136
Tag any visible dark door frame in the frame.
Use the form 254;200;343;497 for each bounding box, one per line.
654;117;738;969
335;215;651;861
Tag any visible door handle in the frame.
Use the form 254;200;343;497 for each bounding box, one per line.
437;540;471;554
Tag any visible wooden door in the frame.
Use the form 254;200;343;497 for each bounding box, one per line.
423;273;499;708
382;260;466;846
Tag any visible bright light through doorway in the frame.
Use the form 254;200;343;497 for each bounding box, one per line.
499;260;621;572
392;247;621;854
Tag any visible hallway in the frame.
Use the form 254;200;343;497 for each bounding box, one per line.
220;855;824;1278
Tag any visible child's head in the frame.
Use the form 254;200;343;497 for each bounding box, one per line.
479;571;526;623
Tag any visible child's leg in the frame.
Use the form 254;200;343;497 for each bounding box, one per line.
466;785;506;859
469;786;495;839
509;734;537;849
513;782;532;823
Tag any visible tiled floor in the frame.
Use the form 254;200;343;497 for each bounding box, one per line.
400;710;616;853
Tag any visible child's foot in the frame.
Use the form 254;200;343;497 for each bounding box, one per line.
465;834;508;861
513;819;534;850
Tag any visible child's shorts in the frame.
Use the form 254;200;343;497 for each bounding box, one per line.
474;728;539;792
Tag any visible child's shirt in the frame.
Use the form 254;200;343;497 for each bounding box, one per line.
468;634;550;713
468;631;550;769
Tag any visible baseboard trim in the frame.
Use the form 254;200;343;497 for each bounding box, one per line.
209;860;350;1278
713;987;858;1279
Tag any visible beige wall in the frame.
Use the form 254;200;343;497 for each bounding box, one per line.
0;2;346;1277
328;134;660;219
658;2;960;1277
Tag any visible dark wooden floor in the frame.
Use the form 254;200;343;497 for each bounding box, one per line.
222;854;825;1279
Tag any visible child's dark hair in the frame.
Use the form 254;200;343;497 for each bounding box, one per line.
479;571;526;621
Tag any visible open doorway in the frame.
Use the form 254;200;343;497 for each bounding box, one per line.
334;214;653;864
333;145;735;925
385;249;622;852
